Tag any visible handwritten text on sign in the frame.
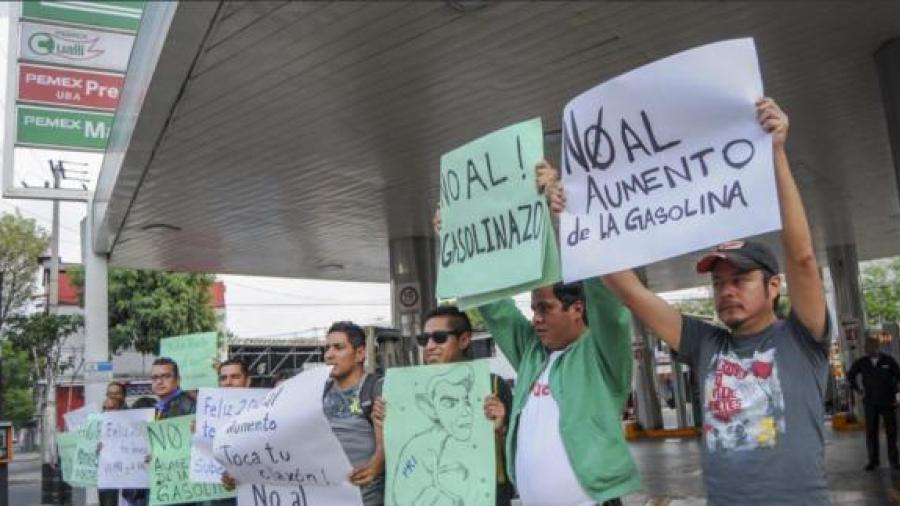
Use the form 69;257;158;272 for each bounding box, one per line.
238;482;365;506
70;414;103;487
98;408;154;489
158;332;219;390
212;367;360;502
146;415;234;506
559;38;781;281
435;118;548;299
190;388;270;483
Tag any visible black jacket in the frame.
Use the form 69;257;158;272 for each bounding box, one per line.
849;353;900;406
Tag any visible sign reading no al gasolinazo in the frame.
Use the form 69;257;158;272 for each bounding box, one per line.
19;64;123;111
16;105;113;151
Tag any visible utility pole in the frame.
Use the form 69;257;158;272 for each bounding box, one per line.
0;272;8;506
41;161;62;504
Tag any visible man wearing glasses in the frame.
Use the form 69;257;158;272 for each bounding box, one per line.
413;306;515;505
150;357;196;419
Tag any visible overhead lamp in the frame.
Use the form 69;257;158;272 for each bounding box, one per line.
141;223;181;232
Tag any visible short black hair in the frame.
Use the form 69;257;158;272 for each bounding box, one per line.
552;281;588;325
152;357;180;378
107;381;127;395
327;321;366;349
218;358;249;376
424;306;472;335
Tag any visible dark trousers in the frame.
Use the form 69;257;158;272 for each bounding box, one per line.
99;489;119;506
864;402;899;465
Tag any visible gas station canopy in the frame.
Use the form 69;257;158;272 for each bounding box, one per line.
94;1;900;291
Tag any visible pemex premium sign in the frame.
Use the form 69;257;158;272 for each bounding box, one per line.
22;1;145;33
19;64;123;111
19;21;135;73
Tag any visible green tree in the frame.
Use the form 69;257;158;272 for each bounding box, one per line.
6;313;83;390
70;268;217;355
1;341;35;427
861;257;900;324
0;212;49;330
674;297;716;318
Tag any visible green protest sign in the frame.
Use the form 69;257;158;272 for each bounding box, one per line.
70;414;102;487
16;105;114;151
159;332;219;390
22;1;145;33
436;118;552;301
456;210;561;310
146;415;234;506
384;360;495;506
57;432;79;485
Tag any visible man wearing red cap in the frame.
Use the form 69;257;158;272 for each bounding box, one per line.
544;98;829;504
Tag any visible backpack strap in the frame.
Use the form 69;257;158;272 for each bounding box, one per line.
359;373;379;425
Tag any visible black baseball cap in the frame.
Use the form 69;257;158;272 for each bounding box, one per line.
696;240;780;275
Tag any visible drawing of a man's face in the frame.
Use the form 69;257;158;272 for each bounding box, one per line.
433;381;473;440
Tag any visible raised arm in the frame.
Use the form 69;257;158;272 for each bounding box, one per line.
601;271;684;351
537;162;683;352
760;98;827;339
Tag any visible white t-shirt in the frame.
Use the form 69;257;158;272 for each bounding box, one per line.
515;350;594;506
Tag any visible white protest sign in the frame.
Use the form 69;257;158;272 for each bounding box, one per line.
98;409;154;489
212;367;360;501
559;38;781;281
191;388;271;483
64;405;98;432
237;482;363;506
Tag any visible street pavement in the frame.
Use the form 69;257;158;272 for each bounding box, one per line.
5;429;900;505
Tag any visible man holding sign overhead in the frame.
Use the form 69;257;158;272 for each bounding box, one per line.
435;118;638;505
548;94;828;503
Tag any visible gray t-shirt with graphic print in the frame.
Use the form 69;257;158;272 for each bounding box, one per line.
676;312;830;506
323;376;384;506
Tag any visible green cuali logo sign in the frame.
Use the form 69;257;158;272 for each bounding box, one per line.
27;30;103;61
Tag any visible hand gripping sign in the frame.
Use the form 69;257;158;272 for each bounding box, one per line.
559;38;781;282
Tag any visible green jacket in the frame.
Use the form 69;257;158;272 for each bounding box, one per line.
479;279;641;503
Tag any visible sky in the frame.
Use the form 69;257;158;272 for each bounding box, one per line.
0;3;714;339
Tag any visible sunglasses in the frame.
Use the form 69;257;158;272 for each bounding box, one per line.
416;331;457;347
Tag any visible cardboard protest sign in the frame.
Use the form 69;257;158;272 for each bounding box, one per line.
57;432;79;485
147;415;234;506
559;38;780;281
436;118;558;303
456;218;560;310
211;367;359;500
64;405;97;432
237;482;365;506
98;408;154;489
70;414;103;487
159;332;219;390
384;360;494;506
191;387;271;483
